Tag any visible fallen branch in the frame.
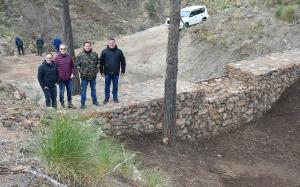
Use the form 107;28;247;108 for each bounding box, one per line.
24;169;67;187
0;166;67;187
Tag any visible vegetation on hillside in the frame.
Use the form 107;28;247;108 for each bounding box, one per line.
38;110;170;186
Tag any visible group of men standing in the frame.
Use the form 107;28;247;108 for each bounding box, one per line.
37;38;126;109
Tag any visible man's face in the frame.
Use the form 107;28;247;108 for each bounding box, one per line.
45;54;53;63
59;45;67;55
84;42;92;52
108;39;116;49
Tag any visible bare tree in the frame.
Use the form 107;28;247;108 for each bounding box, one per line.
163;0;181;145
61;0;80;95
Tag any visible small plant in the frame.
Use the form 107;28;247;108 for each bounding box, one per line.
39;112;171;185
215;0;231;10
141;167;171;187
275;4;298;22
40;115;100;182
144;0;157;18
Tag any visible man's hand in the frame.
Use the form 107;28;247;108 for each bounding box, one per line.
101;73;104;77
70;73;74;79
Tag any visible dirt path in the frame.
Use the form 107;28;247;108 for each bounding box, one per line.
126;80;300;187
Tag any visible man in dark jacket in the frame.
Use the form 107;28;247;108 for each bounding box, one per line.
100;38;126;104
54;44;75;108
76;41;100;109
15;37;25;56
36;35;44;56
37;53;59;109
52;35;61;53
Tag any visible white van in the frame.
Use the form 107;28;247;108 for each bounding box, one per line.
165;6;209;29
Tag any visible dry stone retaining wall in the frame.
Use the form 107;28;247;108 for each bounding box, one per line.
98;50;300;143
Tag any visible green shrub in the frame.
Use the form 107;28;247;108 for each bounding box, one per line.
39;113;171;185
144;0;157;17
141;168;171;187
275;4;298;22
40;115;101;181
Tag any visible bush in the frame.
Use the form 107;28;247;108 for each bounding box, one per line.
39;113;171;186
141;168;171;187
144;0;157;17
275;4;298;22
40;115;101;182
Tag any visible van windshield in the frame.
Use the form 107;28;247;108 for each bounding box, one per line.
180;10;189;17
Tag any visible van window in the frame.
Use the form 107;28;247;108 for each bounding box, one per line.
195;7;205;15
189;11;196;17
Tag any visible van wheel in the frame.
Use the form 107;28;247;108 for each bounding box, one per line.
184;22;190;28
202;17;207;22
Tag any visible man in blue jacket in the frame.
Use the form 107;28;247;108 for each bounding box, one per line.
100;38;126;104
52;35;61;53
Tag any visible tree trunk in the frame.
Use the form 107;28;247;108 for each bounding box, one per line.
61;0;80;95
163;0;181;145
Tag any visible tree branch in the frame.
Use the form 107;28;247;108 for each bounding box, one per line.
0;166;67;187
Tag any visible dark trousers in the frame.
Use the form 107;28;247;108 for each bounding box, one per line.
17;46;24;56
43;86;57;108
81;79;97;104
54;46;59;53
58;79;72;104
37;47;43;56
104;74;119;100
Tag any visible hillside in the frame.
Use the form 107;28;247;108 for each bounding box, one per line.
0;1;299;83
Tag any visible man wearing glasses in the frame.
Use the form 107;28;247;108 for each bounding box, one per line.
54;44;76;108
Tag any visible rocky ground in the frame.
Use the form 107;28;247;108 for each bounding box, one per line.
0;81;51;186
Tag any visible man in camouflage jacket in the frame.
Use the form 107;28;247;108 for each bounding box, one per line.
76;41;100;109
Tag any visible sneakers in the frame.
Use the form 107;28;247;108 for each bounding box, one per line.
93;102;100;106
80;103;86;109
61;102;65;108
103;98;109;105
68;102;76;109
103;98;119;104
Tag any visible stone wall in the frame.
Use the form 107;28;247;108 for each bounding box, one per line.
97;50;300;143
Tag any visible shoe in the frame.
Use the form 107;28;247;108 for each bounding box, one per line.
68;102;76;109
61;102;65;108
80;103;86;109
93;102;99;106
103;98;109;104
113;98;119;103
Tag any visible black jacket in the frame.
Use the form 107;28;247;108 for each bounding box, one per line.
37;61;59;89
100;46;126;75
36;37;44;48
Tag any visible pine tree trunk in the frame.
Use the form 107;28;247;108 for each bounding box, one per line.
163;0;181;145
61;0;80;95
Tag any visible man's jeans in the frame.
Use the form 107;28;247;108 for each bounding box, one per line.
43;86;57;108
104;74;119;100
81;79;97;104
37;47;43;56
58;79;72;104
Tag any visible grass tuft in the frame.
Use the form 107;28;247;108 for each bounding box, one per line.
39;112;171;186
275;4;298;22
141;167;171;187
